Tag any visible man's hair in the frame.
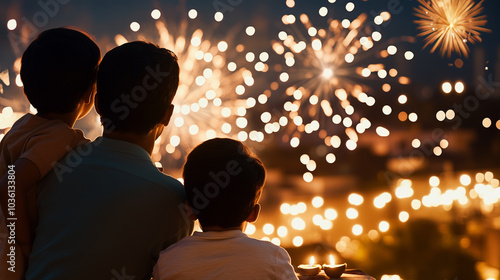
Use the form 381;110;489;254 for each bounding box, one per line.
183;138;266;228
96;41;179;134
20;27;100;114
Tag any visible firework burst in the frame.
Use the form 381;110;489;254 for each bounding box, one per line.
113;9;268;165
414;0;490;57
259;2;415;180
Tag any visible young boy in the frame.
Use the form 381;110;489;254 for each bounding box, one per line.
0;27;100;277
153;138;298;280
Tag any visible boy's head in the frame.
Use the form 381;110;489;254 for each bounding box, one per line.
183;138;266;229
96;41;179;135
21;27;100;114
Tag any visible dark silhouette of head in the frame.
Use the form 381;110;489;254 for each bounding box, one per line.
183;138;266;228
96;41;179;134
20;27;100;114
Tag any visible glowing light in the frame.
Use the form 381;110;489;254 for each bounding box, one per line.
320;220;333;230
214;12;224;22
460;174;472;186
293;236;303;247
322;68;333;78
379;221;390;232
399;211;409;222
436;110;446;121
312;196;324;208
414;0;490;57
348;193;364;205
277;226;288;237
280;203;291;214
151;9;161;20
7;19;17;30
319;7;328;17
188;9;198;19
15;74;23;87
395;179;414;198
263;223;275;235
429;176;440;187
412;139;421;148
352;224;363;235
292;217;306;230
404;51;414;60
387;45;397;55
244;224;256;235
408;113;418;122
130;22;140;32
303;172;313;182
300;154;310;165
246;26;256;36
442;82;452;93
398;94;407;104
346;208;358;219
382;105;392;115
411;199;421;210
455;81;465;93
313;215;323;225
483;118;491;128
346;2;355;12
376;126;390;137
325;209;338;220
446;109;455;120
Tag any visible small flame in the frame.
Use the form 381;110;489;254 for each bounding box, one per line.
309;256;315;266
330;255;335;265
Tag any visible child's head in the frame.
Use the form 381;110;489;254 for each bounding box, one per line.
183;138;266;229
20;27;100;115
96;41;179;135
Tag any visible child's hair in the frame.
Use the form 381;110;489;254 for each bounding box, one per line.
20;27;100;114
183;138;266;228
96;41;179;134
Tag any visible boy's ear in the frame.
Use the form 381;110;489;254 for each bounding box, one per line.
245;204;261;223
83;85;96;104
94;92;101;114
162;104;175;126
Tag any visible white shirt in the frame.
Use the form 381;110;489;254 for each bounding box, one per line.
153;230;298;280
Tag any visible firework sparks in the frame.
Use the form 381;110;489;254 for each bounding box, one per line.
113;9;268;165
414;0;490;57
261;3;414;180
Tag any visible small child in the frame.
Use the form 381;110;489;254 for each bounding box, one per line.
153;138;298;280
0;27;100;277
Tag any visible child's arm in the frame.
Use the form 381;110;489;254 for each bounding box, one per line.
0;158;40;274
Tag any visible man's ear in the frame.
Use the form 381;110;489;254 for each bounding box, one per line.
245;204;261;223
185;201;198;221
162;104;174;126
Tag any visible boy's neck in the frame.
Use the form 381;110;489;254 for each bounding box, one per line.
37;111;79;128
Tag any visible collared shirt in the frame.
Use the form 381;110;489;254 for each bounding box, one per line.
26;137;193;280
153;230;298;280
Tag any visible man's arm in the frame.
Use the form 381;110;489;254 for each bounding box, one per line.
0;158;40;274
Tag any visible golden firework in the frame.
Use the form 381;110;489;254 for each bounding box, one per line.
414;0;490;57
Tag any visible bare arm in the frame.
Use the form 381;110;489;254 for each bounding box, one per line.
0;158;40;274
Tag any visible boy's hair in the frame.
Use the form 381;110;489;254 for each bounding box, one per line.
20;27;100;114
96;41;179;134
183;138;266;228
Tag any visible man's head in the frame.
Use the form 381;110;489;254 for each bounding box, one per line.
183;138;266;229
96;41;179;134
20;27;100;114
